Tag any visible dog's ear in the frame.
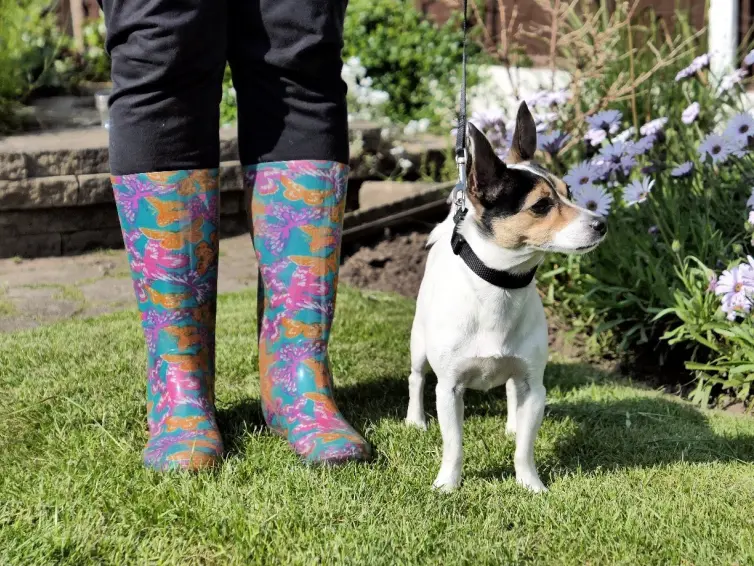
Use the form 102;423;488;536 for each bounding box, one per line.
508;102;537;164
467;122;506;198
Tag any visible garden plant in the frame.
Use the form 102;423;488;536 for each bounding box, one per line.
465;6;754;407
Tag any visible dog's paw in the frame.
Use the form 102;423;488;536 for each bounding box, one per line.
432;476;461;492
404;415;428;431
516;475;548;493
504;424;516;438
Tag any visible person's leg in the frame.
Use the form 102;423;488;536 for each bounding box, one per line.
102;0;227;470
229;0;370;463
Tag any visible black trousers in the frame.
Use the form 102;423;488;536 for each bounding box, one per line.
101;0;350;175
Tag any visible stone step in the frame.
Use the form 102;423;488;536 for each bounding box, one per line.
0;161;248;211
358;180;442;211
0;121;385;181
343;181;454;240
0;120;451;259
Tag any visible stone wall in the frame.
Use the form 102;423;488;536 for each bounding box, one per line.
0;123;447;259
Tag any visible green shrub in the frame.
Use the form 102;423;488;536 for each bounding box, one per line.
559;57;754;405
0;0;60;132
220;65;236;127
344;0;480;127
54;17;110;87
0;1;110;133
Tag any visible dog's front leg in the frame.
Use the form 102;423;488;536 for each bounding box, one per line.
432;382;465;492
511;374;548;493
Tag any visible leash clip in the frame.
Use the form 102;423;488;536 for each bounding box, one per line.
454;149;468;213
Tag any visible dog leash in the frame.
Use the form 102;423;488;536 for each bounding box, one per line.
449;4;537;290
452;0;469;224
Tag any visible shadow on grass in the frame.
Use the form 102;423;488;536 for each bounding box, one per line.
545;395;754;472
217;361;754;474
542;362;754;472
216;398;267;456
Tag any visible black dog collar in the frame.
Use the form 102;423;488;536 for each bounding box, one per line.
451;209;537;289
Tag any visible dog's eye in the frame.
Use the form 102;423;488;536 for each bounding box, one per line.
530;198;553;215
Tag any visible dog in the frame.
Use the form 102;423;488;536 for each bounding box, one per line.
405;101;607;492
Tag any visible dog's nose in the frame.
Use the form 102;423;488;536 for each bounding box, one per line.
590;217;607;236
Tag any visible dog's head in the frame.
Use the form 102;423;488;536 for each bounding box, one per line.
465;102;607;254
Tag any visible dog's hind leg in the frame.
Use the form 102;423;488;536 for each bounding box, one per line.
512;372;547;493
505;378;517;437
432;381;465;491
405;322;429;430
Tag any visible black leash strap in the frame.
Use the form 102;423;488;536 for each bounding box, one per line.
452;0;468;216
454;0;468;164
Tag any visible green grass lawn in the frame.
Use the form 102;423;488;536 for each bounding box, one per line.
2;287;754;565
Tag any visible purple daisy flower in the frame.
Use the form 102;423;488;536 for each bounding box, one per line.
749;210;754;225
745;49;754;67
641;163;665;175
524;91;548;107
715;265;754;320
698;133;738;163
589;158;613;181
670;161;694;178
627;135;656;156
584;128;607;146
545;89;571;106
682;102;700;125
551;90;571;105
526;90;570;108
534;111;558;123
564;161;601;189
586;110;622;133
640;117;668;136
466;108;512;158
747;189;754;209
496;129;515;161
533;112;558;133
675;53;710;81
537;130;571;155
598;142;625;162
719;69;749;93
724;112;754;144
597;142;635;175
623;177;654;205
470;107;506;125
573;183;613;215
615;126;636;143
618;155;637;175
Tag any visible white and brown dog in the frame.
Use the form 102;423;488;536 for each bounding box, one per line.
405;102;607;492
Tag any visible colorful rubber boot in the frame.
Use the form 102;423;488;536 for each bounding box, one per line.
247;161;371;463
112;169;224;471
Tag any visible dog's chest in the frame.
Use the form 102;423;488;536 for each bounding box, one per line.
454;324;531;391
457;353;526;391
422;269;546;391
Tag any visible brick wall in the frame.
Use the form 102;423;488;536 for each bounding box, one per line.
416;0;728;61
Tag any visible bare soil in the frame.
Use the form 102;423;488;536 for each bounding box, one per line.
341;231;430;298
